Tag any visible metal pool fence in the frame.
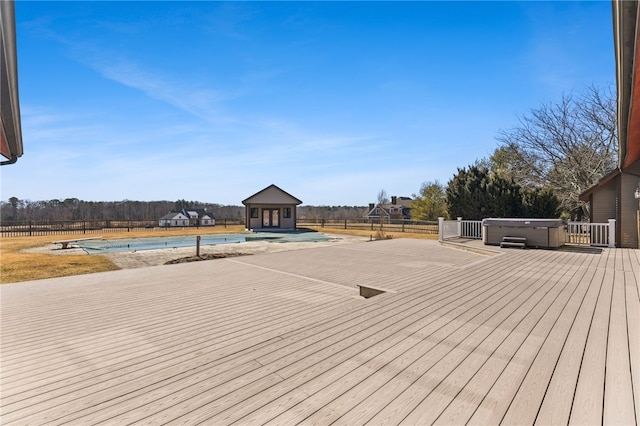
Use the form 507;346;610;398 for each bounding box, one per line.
0;219;244;237
297;218;439;235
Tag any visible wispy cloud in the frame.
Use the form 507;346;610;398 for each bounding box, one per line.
88;56;238;127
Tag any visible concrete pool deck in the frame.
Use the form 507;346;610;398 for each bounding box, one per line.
24;232;370;269
2;238;638;425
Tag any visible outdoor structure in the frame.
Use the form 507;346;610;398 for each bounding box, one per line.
242;184;302;231
365;196;413;221
159;208;214;227
580;0;640;248
0;0;23;165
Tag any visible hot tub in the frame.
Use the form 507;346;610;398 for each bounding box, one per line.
482;218;565;248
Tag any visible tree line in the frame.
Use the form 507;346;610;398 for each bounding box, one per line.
0;197;368;223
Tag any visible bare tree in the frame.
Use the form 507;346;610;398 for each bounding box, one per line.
496;85;617;219
375;189;389;238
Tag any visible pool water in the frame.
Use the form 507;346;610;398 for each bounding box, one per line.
75;232;331;254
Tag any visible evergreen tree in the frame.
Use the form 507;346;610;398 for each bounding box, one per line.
445;166;559;219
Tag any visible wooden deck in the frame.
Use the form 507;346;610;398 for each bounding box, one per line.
1;239;638;425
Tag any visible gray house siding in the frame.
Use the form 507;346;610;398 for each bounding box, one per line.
581;169;640;248
590;181;617;223
620;173;639;248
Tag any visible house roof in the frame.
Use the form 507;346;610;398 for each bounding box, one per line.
579;168;621;201
180;208;213;219
388;197;413;208
365;205;391;217
159;212;188;220
1;1;23;165
242;184;302;206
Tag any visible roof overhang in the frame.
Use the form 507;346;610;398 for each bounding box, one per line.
579;168;621;201
613;0;640;171
1;0;23;165
241;184;303;206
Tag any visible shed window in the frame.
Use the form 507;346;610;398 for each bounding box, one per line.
250;208;258;218
283;207;291;218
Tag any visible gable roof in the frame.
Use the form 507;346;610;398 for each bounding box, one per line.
578;168;621;201
159;212;188;220
242;184;302;205
184;208;207;218
365;204;391;217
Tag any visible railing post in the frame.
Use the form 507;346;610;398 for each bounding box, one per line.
608;219;616;248
457;217;462;238
438;217;444;241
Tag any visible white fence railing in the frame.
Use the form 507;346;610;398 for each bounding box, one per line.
566;220;615;247
438;217;616;248
440;219;460;240
461;220;483;239
438;217;482;240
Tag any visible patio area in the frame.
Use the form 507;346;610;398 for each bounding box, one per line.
1;238;638;425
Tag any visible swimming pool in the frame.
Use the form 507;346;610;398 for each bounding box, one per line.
75;231;331;254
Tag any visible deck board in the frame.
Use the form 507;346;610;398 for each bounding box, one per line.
325;254;575;426
375;257;589;426
1;239;637;425
534;267;605;425
603;270;636;424
626;268;640;426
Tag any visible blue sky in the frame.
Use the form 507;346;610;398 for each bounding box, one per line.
2;1;614;206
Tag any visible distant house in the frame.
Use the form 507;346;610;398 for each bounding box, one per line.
159;208;215;227
365;196;413;221
159;212;189;227
184;209;215;226
242;184;302;230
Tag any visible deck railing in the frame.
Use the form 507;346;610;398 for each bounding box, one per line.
438;217;616;248
438;218;483;241
566;220;615;247
461;220;483;239
297;218;439;235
